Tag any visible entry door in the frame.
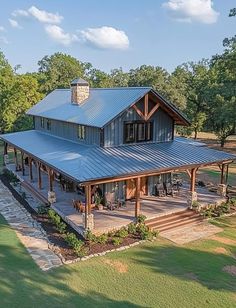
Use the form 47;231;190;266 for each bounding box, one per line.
126;179;136;199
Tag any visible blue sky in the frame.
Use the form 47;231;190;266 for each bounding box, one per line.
0;0;235;73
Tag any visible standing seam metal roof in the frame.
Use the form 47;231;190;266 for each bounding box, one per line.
1;130;235;183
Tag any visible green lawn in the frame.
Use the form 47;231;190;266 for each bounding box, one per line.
0;214;236;308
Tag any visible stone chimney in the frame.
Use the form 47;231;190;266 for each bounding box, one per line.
71;78;89;105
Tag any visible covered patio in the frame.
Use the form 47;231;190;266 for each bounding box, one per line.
7;162;226;235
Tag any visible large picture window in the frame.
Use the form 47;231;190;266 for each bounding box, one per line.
124;121;153;144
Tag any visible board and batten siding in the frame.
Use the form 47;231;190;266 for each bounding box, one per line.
103;107;174;147
34;116;101;145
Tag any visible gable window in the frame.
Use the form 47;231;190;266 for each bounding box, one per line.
77;125;85;140
46;119;51;130
124;121;153;144
40;117;44;128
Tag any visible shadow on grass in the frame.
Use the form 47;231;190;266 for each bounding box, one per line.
0;245;141;308
134;244;236;292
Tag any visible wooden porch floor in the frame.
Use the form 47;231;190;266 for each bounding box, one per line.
7;163;225;235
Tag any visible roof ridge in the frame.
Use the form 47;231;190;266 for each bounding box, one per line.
54;87;152;91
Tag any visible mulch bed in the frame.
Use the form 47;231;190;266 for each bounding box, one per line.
0;174;140;261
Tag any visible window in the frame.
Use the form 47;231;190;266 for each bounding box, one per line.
46;119;51;130
124;121;153;144
40;117;44;128
77;125;85;140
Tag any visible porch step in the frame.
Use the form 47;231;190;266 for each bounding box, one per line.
21;180;49;205
145;209;204;232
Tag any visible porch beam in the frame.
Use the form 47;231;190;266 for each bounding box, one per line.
146;103;160;121
135;177;141;218
133;104;145;120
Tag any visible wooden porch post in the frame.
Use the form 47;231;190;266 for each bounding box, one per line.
135;177;141;218
190;168;197;192
14;148;18;171
220;163;225;184
3;142;7;166
37;162;42;190
48;169;53;191
29;157;33;181
21;151;25;176
225;164;229;184
85;185;91;229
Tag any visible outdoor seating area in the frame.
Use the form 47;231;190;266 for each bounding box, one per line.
6;162;226;235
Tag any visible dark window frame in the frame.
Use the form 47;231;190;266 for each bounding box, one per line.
40;117;45;128
77;124;86;140
124;121;153;144
46;119;51;130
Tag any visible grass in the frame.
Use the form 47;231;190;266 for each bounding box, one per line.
0;213;236;308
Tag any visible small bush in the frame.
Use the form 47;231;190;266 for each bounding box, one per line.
127;223;137;235
57;221;67;234
65;232;85;256
37;205;48;215
112;236;123;246
115;227;128;238
48;209;66;233
3;169;19;183
229;198;236;206
96;234;108;244
137;214;147;224
85;230;97;243
21;191;27;199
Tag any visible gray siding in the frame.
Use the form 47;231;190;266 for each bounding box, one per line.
34;116;101;145
103;107;173;147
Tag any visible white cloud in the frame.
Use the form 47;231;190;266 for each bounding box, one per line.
80;26;129;50
28;6;63;24
12;9;29;17
9;18;22;29
0;26;5;32
45;25;78;45
162;0;219;24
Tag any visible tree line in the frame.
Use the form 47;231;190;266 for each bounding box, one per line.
0;9;235;147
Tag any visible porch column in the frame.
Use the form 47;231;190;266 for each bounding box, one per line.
48;168;56;203
220;163;225;184
83;184;94;231
21;151;25;176
29;157;33;181
135;177;141;219
3;142;8;166
187;168;198;208
37;162;42;190
14;148;18;171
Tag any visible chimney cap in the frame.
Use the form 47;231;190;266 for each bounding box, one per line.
71;77;89;86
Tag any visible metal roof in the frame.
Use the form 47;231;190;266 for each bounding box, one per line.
27;87;151;128
1;130;235;183
175;136;206;147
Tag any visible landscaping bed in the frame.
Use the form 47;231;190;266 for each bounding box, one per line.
0;171;156;261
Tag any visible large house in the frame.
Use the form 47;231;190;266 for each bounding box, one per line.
1;78;235;234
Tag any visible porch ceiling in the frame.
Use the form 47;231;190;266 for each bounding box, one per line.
1;130;235;184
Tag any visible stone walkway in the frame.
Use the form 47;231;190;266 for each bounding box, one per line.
160;221;223;244
0;180;62;271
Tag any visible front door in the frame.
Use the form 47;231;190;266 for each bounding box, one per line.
126;179;136;199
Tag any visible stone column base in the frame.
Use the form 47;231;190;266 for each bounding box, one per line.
48;191;56;203
82;213;94;231
187;191;198;209
4;154;9;165
217;184;227;197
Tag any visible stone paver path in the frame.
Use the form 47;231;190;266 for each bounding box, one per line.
160;221;223;244
0;180;62;271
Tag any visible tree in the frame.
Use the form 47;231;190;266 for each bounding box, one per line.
38;52;86;94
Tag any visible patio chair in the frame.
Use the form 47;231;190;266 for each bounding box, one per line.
165;182;174;196
105;192;117;210
155;183;166;197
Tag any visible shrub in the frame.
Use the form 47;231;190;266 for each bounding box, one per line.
84;230;97;243
96;233;108;244
127;223;137;235
37;205;49;215
65;232;85;256
21;191;27;199
115;227;128;238
57;221;67;234
137;214;147;224
112;236;123;246
229;198;236;206
3;169;19;183
48;209;66;233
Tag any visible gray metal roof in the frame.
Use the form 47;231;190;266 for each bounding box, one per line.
175;136;206;147
27;87;151;128
1;130;235;183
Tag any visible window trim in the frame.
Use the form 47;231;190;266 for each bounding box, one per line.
77;124;86;140
124;121;153;144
